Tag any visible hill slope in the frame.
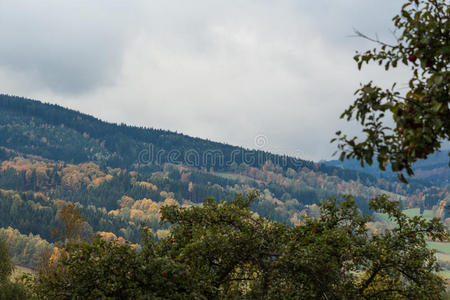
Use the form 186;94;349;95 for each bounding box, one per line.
0;94;386;183
0;94;448;267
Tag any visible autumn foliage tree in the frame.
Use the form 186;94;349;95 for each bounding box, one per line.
50;203;90;243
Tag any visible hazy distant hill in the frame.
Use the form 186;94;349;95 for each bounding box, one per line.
323;151;449;186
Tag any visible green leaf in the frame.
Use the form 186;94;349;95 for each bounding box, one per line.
432;103;442;112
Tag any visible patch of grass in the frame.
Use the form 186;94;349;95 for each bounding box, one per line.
214;172;257;183
403;208;421;218
439;270;450;279
428;242;450;255
422;209;435;220
374;208;427;227
436;252;450;263
214;172;242;180
373;212;396;227
373;212;390;223
12;265;34;280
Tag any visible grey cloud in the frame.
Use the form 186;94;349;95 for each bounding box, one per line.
0;1;406;161
0;0;135;94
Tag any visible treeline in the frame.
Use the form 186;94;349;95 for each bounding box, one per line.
1;153;447;247
2;154;446;223
0;189;142;243
0;94;386;185
0;163;236;209
0;227;51;269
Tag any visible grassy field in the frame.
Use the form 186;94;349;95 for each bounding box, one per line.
403;208;421;218
428;242;450;255
428;242;450;280
373;212;389;223
440;270;450;278
12;265;34;280
374;207;437;227
422;209;435;220
436;252;450;263
373;212;450;281
214;172;258;183
214;172;242;180
373;212;396;226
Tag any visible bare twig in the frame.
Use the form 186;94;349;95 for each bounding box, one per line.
352;28;397;48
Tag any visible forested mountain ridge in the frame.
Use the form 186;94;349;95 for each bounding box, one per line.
0;94;307;169
0;94;376;183
0;94;448;271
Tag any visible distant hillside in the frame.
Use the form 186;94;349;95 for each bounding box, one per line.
0;94;376;183
0;94;448;253
323;151;449;186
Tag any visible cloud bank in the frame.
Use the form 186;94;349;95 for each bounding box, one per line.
0;0;409;161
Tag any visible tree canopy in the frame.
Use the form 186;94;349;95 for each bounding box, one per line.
333;0;449;182
34;191;447;299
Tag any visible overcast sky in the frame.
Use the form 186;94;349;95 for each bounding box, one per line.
0;0;412;161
